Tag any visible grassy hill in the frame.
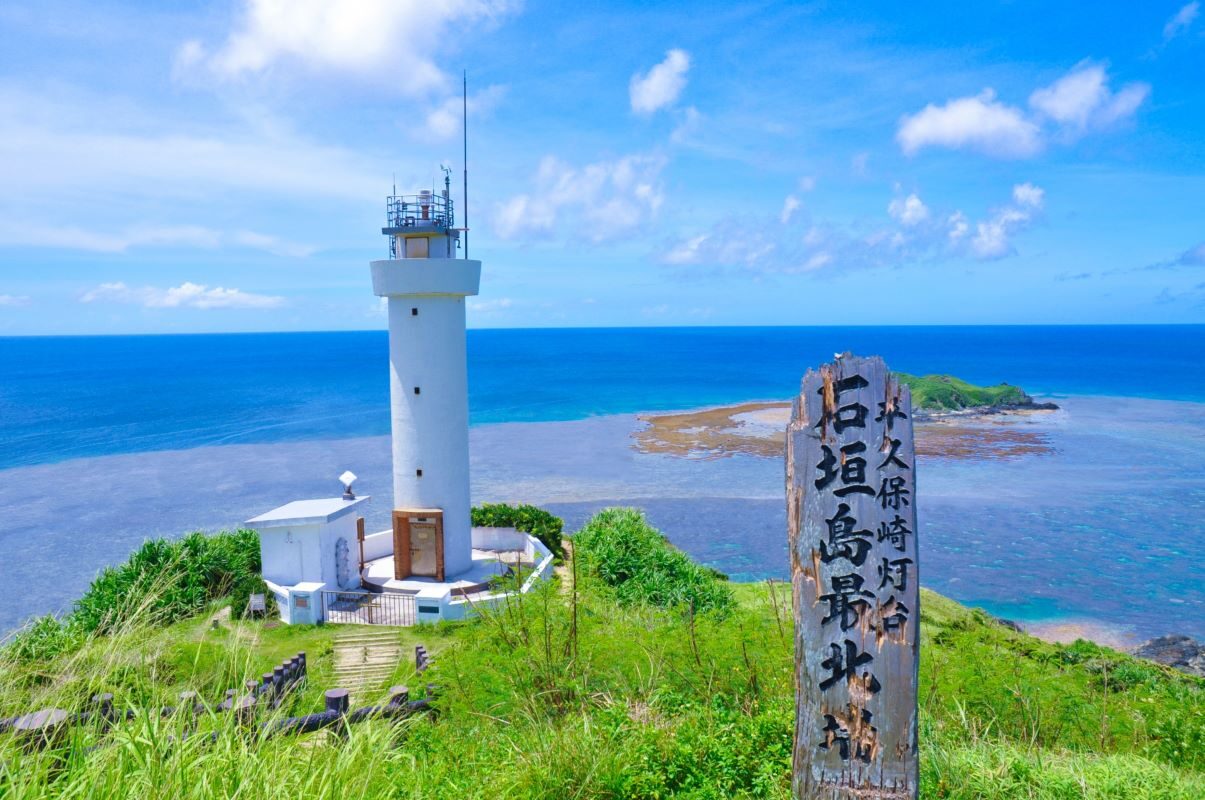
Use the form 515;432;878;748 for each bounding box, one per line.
896;373;1039;412
1;510;1201;798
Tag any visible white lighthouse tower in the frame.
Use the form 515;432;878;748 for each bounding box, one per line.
371;175;480;582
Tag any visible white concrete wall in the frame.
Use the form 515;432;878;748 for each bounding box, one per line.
264;578;291;624
444;533;555;622
470;526;527;551
362;529;393;562
260;523;323;586
374;255;481;581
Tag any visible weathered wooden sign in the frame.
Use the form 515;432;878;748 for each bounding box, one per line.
786;354;919;799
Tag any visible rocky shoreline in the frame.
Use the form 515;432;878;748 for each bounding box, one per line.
633;398;1060;461
1132;635;1205;677
912;399;1061;422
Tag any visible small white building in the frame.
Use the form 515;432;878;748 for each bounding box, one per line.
248;177;553;625
249;496;369;625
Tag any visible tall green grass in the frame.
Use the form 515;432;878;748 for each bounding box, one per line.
573;507;734;615
1;509;1201;798
6;529;265;664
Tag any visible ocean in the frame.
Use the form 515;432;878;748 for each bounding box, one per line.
4;325;1205;471
1;325;1203;640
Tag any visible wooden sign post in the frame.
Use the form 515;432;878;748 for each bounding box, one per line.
786;354;919;799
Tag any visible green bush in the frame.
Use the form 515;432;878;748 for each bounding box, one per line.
471;503;564;559
229;573;275;620
573;507;733;615
5;529;263;660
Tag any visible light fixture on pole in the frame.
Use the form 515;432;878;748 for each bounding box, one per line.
340;470;358;500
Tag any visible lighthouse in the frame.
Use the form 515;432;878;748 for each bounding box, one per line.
247;170;556;627
371;175;480;581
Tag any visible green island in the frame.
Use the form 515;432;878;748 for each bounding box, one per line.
895;373;1055;414
2;508;1201;799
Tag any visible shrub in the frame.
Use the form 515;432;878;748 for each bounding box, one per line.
229;573;275;620
70;529;262;634
5;529;264;661
573;507;733;615
471;503;565;559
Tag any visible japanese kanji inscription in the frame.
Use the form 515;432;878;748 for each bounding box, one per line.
787;354;919;800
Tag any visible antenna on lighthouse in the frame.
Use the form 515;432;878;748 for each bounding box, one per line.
463;69;469;260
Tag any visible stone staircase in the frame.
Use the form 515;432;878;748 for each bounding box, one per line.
332;629;404;701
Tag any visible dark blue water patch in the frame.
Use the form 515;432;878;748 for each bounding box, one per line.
2;325;1205;470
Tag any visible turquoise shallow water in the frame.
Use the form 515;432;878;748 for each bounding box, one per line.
0;395;1201;642
0;326;1203;640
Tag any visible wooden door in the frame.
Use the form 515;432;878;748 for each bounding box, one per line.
392;509;445;582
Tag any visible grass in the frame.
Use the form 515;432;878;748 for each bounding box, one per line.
573;507;734;614
1;511;1202;798
896;372;1035;411
7;529;266;663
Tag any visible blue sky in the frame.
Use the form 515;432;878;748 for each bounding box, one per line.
0;0;1203;334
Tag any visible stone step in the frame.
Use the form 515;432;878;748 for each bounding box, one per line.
332;636;402;645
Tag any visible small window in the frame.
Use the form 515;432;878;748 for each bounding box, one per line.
414;386;421;395
411;307;418;316
404;237;429;258
416;469;423;477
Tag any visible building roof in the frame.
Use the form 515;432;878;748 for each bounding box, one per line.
245;496;370;529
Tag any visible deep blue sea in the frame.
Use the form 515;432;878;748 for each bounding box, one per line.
1;325;1203;640
3;325;1204;470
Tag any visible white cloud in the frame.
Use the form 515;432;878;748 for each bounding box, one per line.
81;282;285;310
468;297;514;313
662;182;1045;273
1178;242;1205;265
801;252;831;272
0;87;384;206
0;294;31;307
1028;62;1149;134
897;89;1042;159
888;193;930;226
230;231;317;258
0;221;314;256
670;106;703;143
780;195;802;224
492;153;666;242
630;49;690;114
969;183;1045;260
664;234;711;265
798;176;817;193
423;85;506;140
177;0;516;93
1164;2;1200;40
899;63;1149;159
947;212;969;242
660;220;777;268
1011;182;1045;209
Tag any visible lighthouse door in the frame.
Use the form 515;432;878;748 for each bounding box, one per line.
392;509;445;582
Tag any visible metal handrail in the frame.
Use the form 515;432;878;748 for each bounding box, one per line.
385;193;454;231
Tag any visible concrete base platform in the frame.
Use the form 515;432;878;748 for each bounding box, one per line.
361;553;506;595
